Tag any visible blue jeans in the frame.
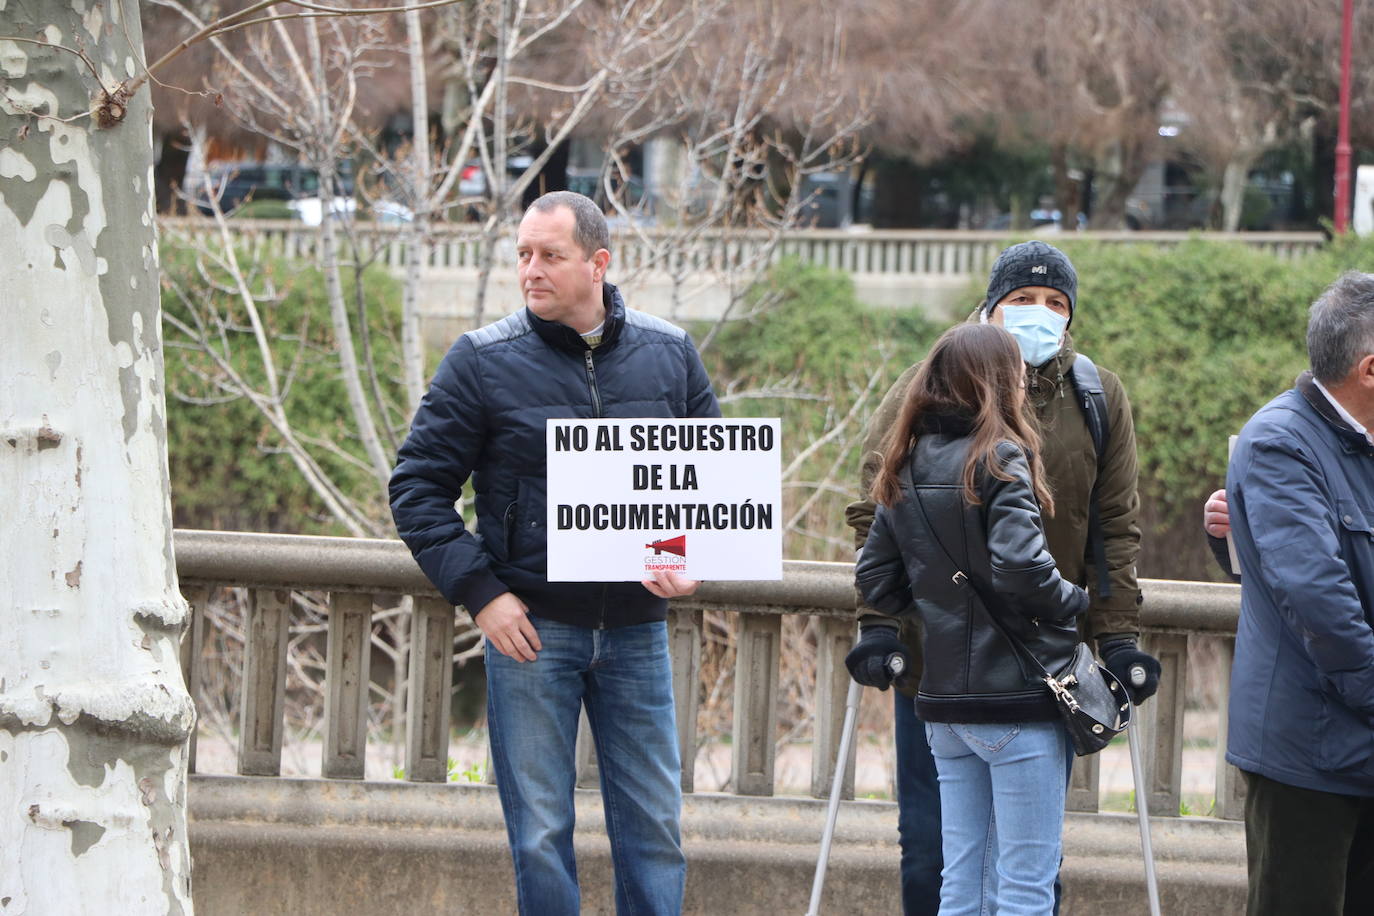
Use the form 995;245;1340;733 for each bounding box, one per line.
924;720;1071;916
485;616;685;915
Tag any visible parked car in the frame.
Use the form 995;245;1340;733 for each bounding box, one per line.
287;196;357;226
981;208;1080;231
798;170;861;228
191;162;355;220
369;199;414;224
566;168;647;209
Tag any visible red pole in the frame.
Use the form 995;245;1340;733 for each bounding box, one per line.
1336;0;1354;233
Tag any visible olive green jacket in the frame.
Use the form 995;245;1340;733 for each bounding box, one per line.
845;336;1143;691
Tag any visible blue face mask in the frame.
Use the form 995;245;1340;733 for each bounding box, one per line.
998;305;1068;367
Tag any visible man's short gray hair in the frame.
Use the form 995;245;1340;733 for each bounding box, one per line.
525;191;610;259
1308;271;1374;384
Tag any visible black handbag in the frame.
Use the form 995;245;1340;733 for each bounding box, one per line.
912;490;1131;756
1010;628;1131;757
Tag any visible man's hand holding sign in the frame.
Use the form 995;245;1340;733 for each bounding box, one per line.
642;570;701;599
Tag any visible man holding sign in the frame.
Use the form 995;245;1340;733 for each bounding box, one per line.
390;191;720;915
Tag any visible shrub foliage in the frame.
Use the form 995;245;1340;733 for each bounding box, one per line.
161;242;405;533
1053;236;1374;579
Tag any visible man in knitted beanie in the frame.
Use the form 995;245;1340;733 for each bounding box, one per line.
978;240;1080;369
983;239;1077;319
845;238;1159;915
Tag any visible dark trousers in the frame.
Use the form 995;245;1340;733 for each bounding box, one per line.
894;693;1065;916
893;692;943;915
1243;769;1374;916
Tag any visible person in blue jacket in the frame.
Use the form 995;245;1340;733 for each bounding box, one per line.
390;191;720;916
1224;271;1374;916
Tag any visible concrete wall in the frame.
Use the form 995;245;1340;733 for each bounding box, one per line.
189;774;1245;915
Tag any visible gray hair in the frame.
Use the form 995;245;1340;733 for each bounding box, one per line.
1308;271;1374;384
525;191;610;259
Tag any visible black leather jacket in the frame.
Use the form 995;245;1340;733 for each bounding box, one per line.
855;414;1089;723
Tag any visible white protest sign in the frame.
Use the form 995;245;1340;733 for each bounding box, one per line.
546;418;782;582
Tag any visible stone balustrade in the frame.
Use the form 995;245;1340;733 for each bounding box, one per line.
160;218;1323;279
159;219;1327;331
174;529;1245;821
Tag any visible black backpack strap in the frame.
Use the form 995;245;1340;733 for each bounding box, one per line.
1068;353;1110;464
1067;354;1113;601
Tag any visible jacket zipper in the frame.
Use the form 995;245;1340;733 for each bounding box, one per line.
584;348;610;627
584;349;603;419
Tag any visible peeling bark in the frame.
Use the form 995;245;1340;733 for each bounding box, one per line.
1;1;194;912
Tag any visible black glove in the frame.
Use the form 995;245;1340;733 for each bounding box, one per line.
1099;637;1161;705
844;626;909;691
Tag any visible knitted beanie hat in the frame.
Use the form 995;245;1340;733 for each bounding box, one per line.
982;240;1078;325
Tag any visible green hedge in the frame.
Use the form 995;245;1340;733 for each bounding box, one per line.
161;243;406;533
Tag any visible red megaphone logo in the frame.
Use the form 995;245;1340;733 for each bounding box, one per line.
645;535;686;557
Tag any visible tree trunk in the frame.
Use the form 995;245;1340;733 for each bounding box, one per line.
1314;120;1337;226
471;0;514;328
1220;153;1257;232
1;1;195;912
1093;138;1151;230
1050;143;1083;231
401;8;431;415
303;20;390;486
154;127;192;215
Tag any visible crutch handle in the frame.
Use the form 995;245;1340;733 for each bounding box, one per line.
885;653;907;679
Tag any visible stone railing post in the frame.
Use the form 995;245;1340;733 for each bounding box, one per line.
238;588;291;776
322;592;373;779
1141;632;1189;817
811;616;856;800
405;596;455;783
574;710;599;788
1067;753;1100;812
1213;635;1247;819
671;608;703;793
178;584;209;775
731;612;781;796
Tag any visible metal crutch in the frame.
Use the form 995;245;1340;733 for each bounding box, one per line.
1127;663;1162;916
806;654;905;916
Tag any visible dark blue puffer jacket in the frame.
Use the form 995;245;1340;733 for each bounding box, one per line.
390;283;721;629
1226;371;1374;797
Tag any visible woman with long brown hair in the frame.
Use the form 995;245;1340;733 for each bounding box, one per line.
869;323;1054;514
853;322;1088;915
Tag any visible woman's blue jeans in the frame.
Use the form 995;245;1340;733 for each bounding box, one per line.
896;698;1068;915
924;720;1071;916
485;616;685;916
